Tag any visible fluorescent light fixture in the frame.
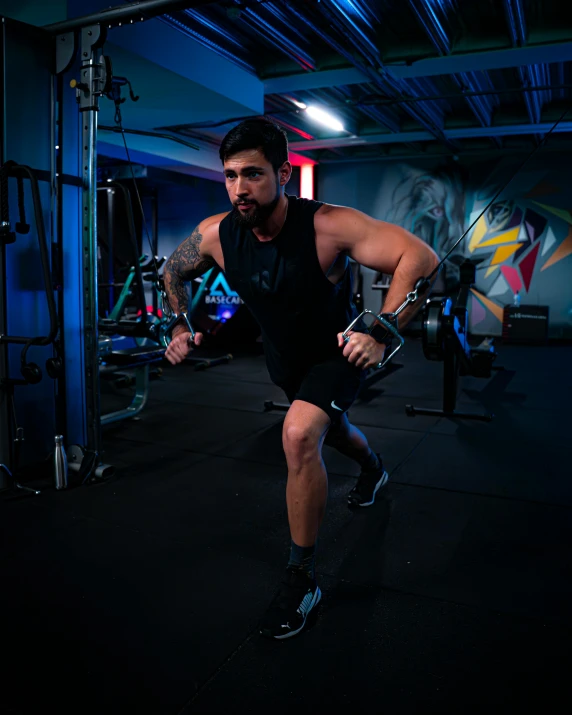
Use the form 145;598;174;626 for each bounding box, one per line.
305;105;344;132
284;95;307;110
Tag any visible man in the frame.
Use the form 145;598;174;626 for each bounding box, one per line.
163;118;439;640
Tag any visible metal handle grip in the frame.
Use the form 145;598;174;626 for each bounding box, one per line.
342;309;405;369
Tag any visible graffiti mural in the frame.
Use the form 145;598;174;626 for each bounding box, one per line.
465;168;572;336
372;159;572;337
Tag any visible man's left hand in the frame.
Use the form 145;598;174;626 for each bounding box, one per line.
337;331;386;369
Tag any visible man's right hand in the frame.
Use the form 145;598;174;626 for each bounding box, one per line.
164;330;203;365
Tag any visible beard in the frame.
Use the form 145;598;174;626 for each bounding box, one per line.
232;193;280;228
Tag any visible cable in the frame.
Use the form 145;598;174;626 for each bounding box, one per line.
118;127;156;264
106;91;175;319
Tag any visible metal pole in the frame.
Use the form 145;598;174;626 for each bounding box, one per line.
152;191;158;315
76;24;108;456
0;17;10;484
107;187;115;315
44;0;219;35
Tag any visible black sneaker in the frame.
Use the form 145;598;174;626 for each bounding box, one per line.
347;454;388;508
259;568;322;640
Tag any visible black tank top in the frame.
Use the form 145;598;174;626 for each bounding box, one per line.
218;195;359;384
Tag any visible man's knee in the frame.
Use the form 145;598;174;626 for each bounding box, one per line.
282;401;329;463
283;422;315;456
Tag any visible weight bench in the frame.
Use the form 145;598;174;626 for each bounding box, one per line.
99;344;165;425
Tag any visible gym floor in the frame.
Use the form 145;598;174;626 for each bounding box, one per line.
1;338;571;714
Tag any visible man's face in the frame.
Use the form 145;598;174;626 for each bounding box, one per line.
223;148;288;228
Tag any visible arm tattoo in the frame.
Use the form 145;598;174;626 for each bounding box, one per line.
163;226;215;314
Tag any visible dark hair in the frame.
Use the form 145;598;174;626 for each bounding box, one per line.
219;118;288;172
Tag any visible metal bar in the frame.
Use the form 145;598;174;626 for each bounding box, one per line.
106;187;115;316
44;0;219;35
54;72;67;441
409;0;450;56
79;25;103;456
151;191;158;315
358;83;572;107
0;17;10;483
264;41;572;93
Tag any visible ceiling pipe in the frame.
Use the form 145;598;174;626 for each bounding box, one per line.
324;0;382;62
504;0;548;128
260;3;318;72
295;0;445;135
318;0;447;133
170;2;316;73
503;0;527;46
184;8;246;52
161;12;256;75
409;0;498;142
237;3;316;72
285;1;450;145
408;0;450;55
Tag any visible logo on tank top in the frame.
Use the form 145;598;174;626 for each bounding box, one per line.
251;270;271;294
205;273;242;306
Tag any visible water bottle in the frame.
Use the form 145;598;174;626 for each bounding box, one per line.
513;291;521;307
54;435;68;490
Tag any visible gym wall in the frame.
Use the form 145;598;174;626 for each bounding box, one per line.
319;156;572;339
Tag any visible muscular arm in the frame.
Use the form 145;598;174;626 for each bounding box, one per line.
317;206;441;330
163;222;216;335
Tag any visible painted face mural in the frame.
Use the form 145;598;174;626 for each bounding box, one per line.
387;165;466;259
385;164;466;289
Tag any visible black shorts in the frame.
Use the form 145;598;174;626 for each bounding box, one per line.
278;354;365;423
